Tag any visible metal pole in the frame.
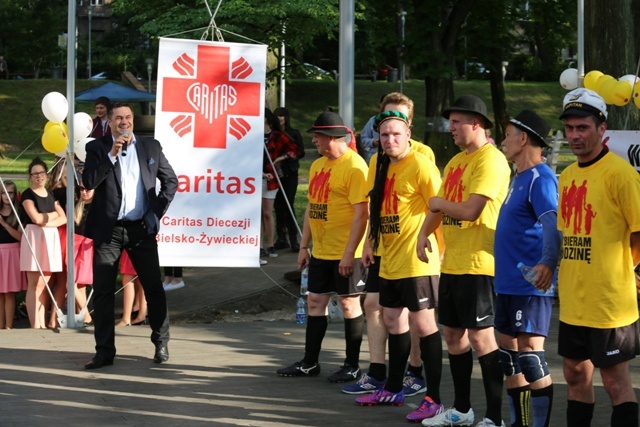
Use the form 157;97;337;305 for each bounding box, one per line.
87;4;92;78
65;0;78;329
279;41;286;107
339;0;355;131
400;11;406;93
577;0;584;87
147;60;153;114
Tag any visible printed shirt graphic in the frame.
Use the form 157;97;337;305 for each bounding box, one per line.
374;151;441;279
557;152;640;328
438;143;510;275
307;150;368;260
494;163;558;295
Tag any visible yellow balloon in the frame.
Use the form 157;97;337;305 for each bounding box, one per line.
634;82;640;109
595;74;615;96
41;124;69;154
612;81;632;106
44;120;68;134
598;78;618;104
583;70;604;90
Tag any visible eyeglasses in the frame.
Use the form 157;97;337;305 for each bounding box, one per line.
30;171;47;177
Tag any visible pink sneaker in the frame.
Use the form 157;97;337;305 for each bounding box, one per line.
356;388;405;407
405;396;444;422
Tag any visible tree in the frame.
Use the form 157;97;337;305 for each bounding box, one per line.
0;0;67;77
404;0;478;163
585;0;640;130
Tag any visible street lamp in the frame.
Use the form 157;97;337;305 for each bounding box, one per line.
146;58;154;114
399;10;407;93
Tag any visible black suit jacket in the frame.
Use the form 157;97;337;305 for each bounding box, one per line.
82;134;178;246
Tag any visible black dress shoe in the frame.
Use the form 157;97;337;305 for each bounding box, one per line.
273;240;290;251
85;355;114;370
153;344;169;364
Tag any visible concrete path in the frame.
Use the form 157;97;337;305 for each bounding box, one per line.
1;248;638;426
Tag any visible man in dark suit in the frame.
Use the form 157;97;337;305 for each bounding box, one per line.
82;102;178;369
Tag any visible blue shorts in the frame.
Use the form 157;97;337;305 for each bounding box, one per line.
494;294;552;337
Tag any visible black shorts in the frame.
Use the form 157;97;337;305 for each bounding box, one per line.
438;273;495;328
307;256;366;296
558;320;640;368
379;275;439;311
364;256;381;293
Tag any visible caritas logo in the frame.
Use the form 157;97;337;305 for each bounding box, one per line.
162;45;261;149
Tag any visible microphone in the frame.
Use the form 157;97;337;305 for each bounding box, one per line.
121;130;130;157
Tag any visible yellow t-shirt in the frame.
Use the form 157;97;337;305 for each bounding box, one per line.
557;152;640;328
307;149;369;260
373;150;441;279
439;143;510;275
368;140;440;258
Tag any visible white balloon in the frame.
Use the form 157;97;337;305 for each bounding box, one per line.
619;74;640;86
559;68;579;90
41;91;68;123
73;112;93;141
74;137;94;162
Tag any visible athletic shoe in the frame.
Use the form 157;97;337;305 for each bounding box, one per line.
267;246;278;258
402;371;427;397
405;396;444;423
356;388;405;406
163;280;185;292
276;361;320;377
474;418;506;427
259;259;268;265
341;372;385;394
422;407;474;426
327;364;361;383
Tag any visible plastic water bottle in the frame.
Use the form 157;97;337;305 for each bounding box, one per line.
300;266;309;295
517;262;553;294
295;296;307;324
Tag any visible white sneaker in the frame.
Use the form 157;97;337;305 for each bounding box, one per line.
475;418;505;427
259;259;268;265
422;407;474;426
164;280;185;292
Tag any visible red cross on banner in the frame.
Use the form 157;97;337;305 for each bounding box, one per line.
162;45;261;149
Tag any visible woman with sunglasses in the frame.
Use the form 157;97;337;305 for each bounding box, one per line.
0;180;26;329
20;157;67;328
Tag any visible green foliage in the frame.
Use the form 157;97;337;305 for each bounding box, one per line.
0;0;68;77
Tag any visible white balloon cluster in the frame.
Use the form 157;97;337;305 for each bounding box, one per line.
40;91;94;161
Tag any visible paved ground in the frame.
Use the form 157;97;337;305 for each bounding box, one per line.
1;248;638;426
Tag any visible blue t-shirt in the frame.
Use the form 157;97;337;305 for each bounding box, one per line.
494;163;558;295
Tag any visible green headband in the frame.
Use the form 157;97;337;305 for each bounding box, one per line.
374;110;410;131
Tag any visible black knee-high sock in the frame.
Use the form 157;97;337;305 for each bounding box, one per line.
344;314;364;367
302;315;328;365
531;384;553;427
386;331;411;393
369;362;387;382
507;385;530;427
611;402;638;427
420;331;443;403
450;349;473;413
407;363;423;378
479;350;504;425
567;400;594;427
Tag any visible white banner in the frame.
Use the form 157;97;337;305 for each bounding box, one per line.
603;130;640;172
155;38;266;267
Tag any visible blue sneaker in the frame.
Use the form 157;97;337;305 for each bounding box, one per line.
341;372;385;394
402;371;427;397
